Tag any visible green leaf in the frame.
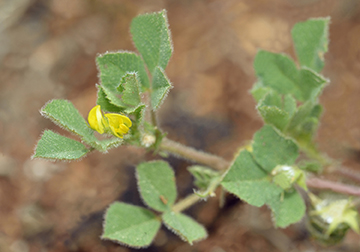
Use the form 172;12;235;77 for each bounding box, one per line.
96;85;123;113
33;130;89;160
221;150;282;207
252;125;299;172
250;81;272;103
102;202;161;248
118;73;141;107
98;137;122;151
130;9;173;74
41;99;123;152
268;190;306;228
136;161;177;212
254;50;327;102
283;94;297;118
151;66;172;110
254;51;300;98
257;92;297;132
162;211;207;245
96;51;150;92
41;99;98;145
298;67;327;100
292;17;330;72
258;106;289;131
124;104;146;145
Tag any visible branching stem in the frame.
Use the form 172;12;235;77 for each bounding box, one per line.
159;137;360;212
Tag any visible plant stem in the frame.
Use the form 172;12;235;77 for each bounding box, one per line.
160;138;230;171
151;109;158;128
306;177;360;196
159;137;360;212
172;193;201;213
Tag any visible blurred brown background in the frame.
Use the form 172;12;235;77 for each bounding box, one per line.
1;0;360;251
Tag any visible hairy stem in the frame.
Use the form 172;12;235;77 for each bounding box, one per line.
306;177;360;196
172;193;201;213
160;137;360;213
160;138;230;171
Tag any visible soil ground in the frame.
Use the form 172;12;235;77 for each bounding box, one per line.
1;0;360;251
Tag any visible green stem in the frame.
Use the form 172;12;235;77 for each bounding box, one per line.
172;194;201;213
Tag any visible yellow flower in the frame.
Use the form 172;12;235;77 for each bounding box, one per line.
105;113;132;138
88;105;108;134
87;105;132;138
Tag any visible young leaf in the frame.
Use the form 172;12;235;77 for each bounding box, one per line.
102;202;161;248
256;92;297;132
136;161;177;212
250;81;273;103
267;190;306;228
286;100;316;133
96;51;150;91
283;94;297;118
162;211;207;245
252;125;298;172
96;85;123;113
41;99;98;145
292;17;330;72
151;66;172;110
221;150;282;207
33;130;89;160
298;67;327;101
124;104;146;145
188;165;220;190
257;106;289;131
119;73;142;107
130;9;173;74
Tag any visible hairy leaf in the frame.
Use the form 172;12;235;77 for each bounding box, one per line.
292;17;330;72
151;66;172;110
252;125;298;172
222;150;282;207
136;161;177;212
130;9;173;74
268;190;306;228
102;202;161;248
33;130;89;160
162;211;207;245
